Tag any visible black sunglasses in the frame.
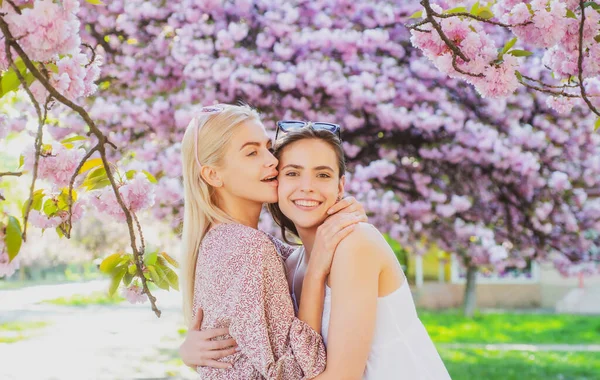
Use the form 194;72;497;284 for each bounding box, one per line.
275;120;341;140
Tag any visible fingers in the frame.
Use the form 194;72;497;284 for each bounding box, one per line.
334;224;356;243
206;338;237;350
326;196;355;215
200;327;230;339
203;359;234;369
191;308;204;330
207;346;239;359
323;211;363;231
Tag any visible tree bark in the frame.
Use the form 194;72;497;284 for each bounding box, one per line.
463;264;478;318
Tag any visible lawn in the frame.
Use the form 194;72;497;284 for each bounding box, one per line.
41;291;124;306
0;321;50;343
440;348;600;380
420;309;600;344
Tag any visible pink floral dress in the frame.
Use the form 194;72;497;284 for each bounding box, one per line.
193;223;326;379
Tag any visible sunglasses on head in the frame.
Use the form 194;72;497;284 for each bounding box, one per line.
275;120;341;140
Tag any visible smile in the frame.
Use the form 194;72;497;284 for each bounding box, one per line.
293;199;323;209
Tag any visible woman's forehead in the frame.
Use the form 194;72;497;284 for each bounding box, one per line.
280;139;338;167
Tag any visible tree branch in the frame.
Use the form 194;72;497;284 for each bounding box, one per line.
0;15;160;317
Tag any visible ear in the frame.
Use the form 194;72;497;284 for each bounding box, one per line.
200;165;223;188
338;175;346;200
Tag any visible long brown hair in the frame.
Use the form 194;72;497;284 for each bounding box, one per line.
267;127;346;244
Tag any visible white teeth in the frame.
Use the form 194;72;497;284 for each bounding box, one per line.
294;200;320;207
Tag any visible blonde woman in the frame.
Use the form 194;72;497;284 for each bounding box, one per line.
179;104;366;379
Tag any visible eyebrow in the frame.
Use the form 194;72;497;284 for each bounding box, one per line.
240;139;272;150
281;164;334;172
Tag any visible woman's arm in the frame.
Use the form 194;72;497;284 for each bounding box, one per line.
299;209;368;334
313;224;383;380
226;231;326;379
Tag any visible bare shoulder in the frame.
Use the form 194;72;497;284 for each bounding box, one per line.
337;223;386;251
334;223;387;263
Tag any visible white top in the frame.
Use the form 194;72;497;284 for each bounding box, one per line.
290;247;452;380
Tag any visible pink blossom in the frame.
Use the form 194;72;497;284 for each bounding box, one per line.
91;173;155;220
546;95;577;114
23;142;85;188
5;0;81;62
276;72;297;91
436;203;456;218
451;195;472;212
0;250;20;278
121;283;148;304
548;171;572;191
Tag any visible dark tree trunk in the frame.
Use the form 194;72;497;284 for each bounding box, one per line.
463;264;478;318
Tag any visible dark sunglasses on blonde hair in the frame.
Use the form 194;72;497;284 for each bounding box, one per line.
275;120;341;140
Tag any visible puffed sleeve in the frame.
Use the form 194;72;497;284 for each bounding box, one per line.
228;230;326;379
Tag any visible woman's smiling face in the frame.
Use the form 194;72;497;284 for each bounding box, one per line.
277;138;345;230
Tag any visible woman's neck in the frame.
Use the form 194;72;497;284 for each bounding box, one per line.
216;192;263;229
296;227;318;262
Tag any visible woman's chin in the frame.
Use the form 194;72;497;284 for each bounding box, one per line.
287;216;327;230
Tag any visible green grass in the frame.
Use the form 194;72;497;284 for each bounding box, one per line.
41;291;124;306
0;321;50;343
440;348;600;380
420;309;600;344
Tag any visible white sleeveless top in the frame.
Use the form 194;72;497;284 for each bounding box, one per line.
291;247;451;380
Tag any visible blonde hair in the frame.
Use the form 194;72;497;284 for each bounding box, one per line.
180;103;261;325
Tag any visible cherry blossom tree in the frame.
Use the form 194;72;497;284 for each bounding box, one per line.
1;0;599;317
407;0;600;125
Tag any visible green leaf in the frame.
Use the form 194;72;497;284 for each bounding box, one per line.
162;266;179;291
19;155;24;169
128;264;137;275
477;8;494;19
5;216;22;262
142;170;157;184
446;6;468;14
99;252;123;274
123;272;134;287
0;60;35;99
160;252;179;268
125;170;136;180
79;158;103;174
144;251;158;266
500;37;518;57
508;49;533;57
409;10;423;19
85;0;106;5
595;118;600;131
46;63;59;74
43;199;58;216
515;70;523;81
109;266;126;296
595;35;600;43
566;9;577;19
22;189;45;217
148;266;169;290
470;1;480;15
55;226;64;238
584;2;600;10
88;178;111;190
83;166;109;190
57;189;77;211
61;136;87;144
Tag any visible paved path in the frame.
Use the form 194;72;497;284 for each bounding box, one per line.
1;281;197;380
439;343;600;352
